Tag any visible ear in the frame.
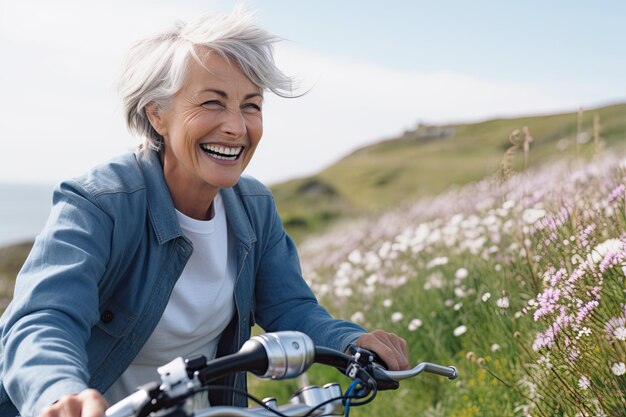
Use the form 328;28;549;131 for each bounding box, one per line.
145;102;168;137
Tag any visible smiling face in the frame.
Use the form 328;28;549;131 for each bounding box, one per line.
147;50;263;219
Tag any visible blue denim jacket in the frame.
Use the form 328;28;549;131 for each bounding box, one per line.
0;150;365;417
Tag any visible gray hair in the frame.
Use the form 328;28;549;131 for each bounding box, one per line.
117;7;294;151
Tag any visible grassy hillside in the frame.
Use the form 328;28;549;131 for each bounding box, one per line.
273;102;626;240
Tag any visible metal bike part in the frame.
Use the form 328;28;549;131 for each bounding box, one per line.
192;403;319;417
383;362;458;381
105;389;151;417
244;331;315;380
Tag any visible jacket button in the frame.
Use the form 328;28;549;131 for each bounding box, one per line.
101;310;114;323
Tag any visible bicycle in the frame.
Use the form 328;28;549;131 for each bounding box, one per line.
106;331;458;417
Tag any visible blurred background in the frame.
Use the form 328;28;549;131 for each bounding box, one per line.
1;0;625;245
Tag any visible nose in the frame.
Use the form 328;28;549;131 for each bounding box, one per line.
221;108;246;138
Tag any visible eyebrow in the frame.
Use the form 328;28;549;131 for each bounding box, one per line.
201;88;263;101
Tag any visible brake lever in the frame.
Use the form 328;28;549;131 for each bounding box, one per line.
346;345;399;391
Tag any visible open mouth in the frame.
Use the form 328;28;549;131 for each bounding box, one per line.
200;144;244;161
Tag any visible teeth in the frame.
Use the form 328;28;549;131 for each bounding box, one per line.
200;144;243;159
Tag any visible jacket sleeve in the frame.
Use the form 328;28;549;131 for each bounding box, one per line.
0;179;112;417
253;200;365;352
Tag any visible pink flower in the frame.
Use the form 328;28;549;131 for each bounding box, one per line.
534;288;561;321
607;184;626;203
576;300;599;324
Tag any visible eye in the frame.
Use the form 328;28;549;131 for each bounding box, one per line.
242;103;262;113
202;100;224;109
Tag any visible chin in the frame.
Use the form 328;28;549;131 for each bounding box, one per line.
210;175;242;189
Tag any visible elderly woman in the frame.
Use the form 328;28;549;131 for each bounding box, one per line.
0;9;408;417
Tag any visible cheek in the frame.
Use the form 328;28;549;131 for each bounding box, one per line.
248;117;263;145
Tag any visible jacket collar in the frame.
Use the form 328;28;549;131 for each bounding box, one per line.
136;149;256;249
136;149;184;245
221;187;257;251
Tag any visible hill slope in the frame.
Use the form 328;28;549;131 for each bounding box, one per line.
272;102;626;239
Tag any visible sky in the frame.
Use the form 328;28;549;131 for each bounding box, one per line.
1;0;625;186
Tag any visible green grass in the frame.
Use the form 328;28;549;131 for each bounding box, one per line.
272;102;626;240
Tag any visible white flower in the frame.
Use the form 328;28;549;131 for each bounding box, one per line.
454;302;463;311
613;326;626;341
408;318;423;331
391;312;403;323
382;298;393;308
454;287;466;298
612;362;626;376
502;200;515;210
424;272;444;290
577;327;592;338
426;256;449;269
455;267;468;280
482;292;491;302
496;297;510;308
490;343;501;352
453;325;467;337
522;208;546;225
578;375;591;390
588;238;624;264
347;249;363;264
350;311;365;323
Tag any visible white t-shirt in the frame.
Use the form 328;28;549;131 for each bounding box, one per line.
105;194;236;405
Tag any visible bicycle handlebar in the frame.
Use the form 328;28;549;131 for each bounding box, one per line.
106;331;457;417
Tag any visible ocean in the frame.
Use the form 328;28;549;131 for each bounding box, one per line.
0;182;54;248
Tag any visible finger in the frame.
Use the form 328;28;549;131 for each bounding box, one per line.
388;335;410;369
356;331;401;370
79;390;107;417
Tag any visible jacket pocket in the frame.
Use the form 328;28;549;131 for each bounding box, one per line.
95;301;137;338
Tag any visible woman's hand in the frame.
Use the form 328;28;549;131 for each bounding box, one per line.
38;389;107;417
353;329;410;370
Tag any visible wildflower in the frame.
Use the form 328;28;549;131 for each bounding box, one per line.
391;312;403;323
424;272;444;290
350;311;365;323
455;267;468;280
426;256;449;269
576;300;599;324
578;375;591;390
611;362;626;376
347;249;363;265
454;287;466;298
382;299;393;308
568;349;580;364
408;318;422;331
599;250;626;273
490;343;501;352
607;183;625;203
587;238;624;264
482;292;492;302
365;274;378;286
613;326;626;341
576;327;592;339
534;288;561;321
453;325;467;337
454;302;463;311
496;297;510;309
465;351;475;361
522;208;546;225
